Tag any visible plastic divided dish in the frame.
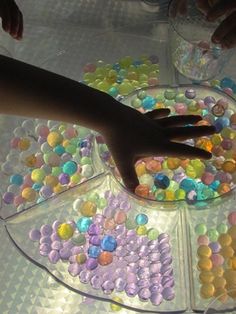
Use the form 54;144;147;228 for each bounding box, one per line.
97;84;236;206
4;170;236;313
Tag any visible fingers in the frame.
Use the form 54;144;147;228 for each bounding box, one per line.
145;108;170;119
166;142;212;159
0;0;23;40
221;28;236;49
196;0;211;15
207;0;236;21
115;156;139;192
211;11;236;45
157;115;202;127
166;125;216;140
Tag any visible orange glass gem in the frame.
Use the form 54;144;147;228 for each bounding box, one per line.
98;251;113;266
135;184;149;198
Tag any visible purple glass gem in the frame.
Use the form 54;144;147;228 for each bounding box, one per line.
80;147;90;157
125;283;139;297
79;269;92;284
104;190;114;199
137;279;150;288
71;246;83;255
158;242;170;253
89;236;101;246
29;229;41;241
63;240;74;250
114;277;127;292
137;237;149;246
115;225;126;236
90;275;103;290
117;191;128;202
209;242;221;254
40;243;51;254
40;224;53;237
102;280;115;294
67;220;76;230
185;88;196;99
88;223;100;236
3;192;14;204
148;240;159;251
138;288;151;301
150;292;163;306
150;274;162;285
59;173;70;185
120;200;131;211
162;287;175;300
150;284;163;294
124;252;139;263
149;252;161;262
40;236;52;245
108;197;120;210
103;206;115;218
69;255;77;263
139;245;149;257
51;232;60;242
150;262;161;274
48;250;60;264
127;273;138;284
40;185;53;198
127;240;140;251
59;248;71;260
68;263;81;277
162;276;175;288
51;240;63;251
137;267;150;279
158;233;170;244
86;258;98;270
115;268;127;279
204;96;216;105
127;263;138;274
139;259;150;268
92;214;104;224
53;221;61;231
127;230;136;237
160;264;173;277
115;246;128;258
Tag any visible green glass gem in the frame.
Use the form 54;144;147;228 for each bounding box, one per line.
51;166;62;176
165;99;175;107
87;192;100;203
164;89;176;100
125;218;137;230
175;93;186;102
155;94;165;103
195;223;207;235
217;223;228;234
80;157;92;165
65;144;77;155
147;228;159;240
131;97;142;108
71;234;86;246
207;228;219;242
155;190;165;201
137;90;147;99
97;197;107;209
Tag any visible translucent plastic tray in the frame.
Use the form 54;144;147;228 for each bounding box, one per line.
5;173;188;313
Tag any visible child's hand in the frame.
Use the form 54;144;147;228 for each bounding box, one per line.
102;105;215;192
0;0;23;40
170;0;236;49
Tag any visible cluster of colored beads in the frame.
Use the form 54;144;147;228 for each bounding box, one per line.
29;190;175;306
195;211;236;302
98;86;236;202
1;120;95;211
208;76;236;100
82;55;159;97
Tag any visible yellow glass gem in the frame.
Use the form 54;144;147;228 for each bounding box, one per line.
70;173;81;184
44;175;59;188
211;134;222;146
164;190;175;201
198;257;213;271
218;233;232;247
221;127;236;139
57;223;74;240
135;163;146;177
197;245;212;258
18;138;30;151
53;183;66;194
199;271;214;284
76;253;87;264
166;158;180;170
110;296;124;312
214;287;228;303
186;165;197;178
136;225;147;235
228;257;236;270
223;269;236;285
228;226;236;239
80;201;97;217
62;139;70;147
31;168;46;183
21;187;37;202
24;154;37;167
212;266;224;277
47;131;63;147
200;283;215;299
212;276;226;289
222;159;236;173
231;239;236;250
220;246;234;258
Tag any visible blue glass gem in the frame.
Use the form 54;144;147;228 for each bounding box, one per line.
179;178;197;192
10;174;23;186
76;217;92;233
135;213;148;225
220;77;234;89
142;96;156;110
32;183;43;191
154;173;170;189
88;246;101;258
101;235;117;252
62;160;77;175
53;145;65;156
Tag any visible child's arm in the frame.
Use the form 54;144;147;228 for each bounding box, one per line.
0;55;215;191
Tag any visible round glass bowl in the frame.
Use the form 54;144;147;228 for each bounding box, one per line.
168;0;233;81
97;85;236;205
204;289;236;314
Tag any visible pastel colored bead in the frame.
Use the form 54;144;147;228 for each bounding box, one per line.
197;235;210;246
211;254;224;267
200;283;215;299
21;187;37;202
76;217;92;233
135;213;148;225
76;253;87;264
135;184;149;198
228;212;236;225
198;257;213;271
31;168;46;183
98;251;113;266
199;271;214;284
195;223;207;236
47;131;63;147
197;245;212;258
110;296;123;312
217;223;228;234
62;161;78;175
57;223;74;240
80;201;97;217
114;211;127;224
220;246;234;258
101;235;117;252
218;233;232;246
136;225;147;235
207;229;219;242
228;226;236;239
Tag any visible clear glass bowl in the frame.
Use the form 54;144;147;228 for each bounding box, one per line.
204;289;236;314
168;0;233;81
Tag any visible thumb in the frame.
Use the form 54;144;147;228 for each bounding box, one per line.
115;156;139;193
